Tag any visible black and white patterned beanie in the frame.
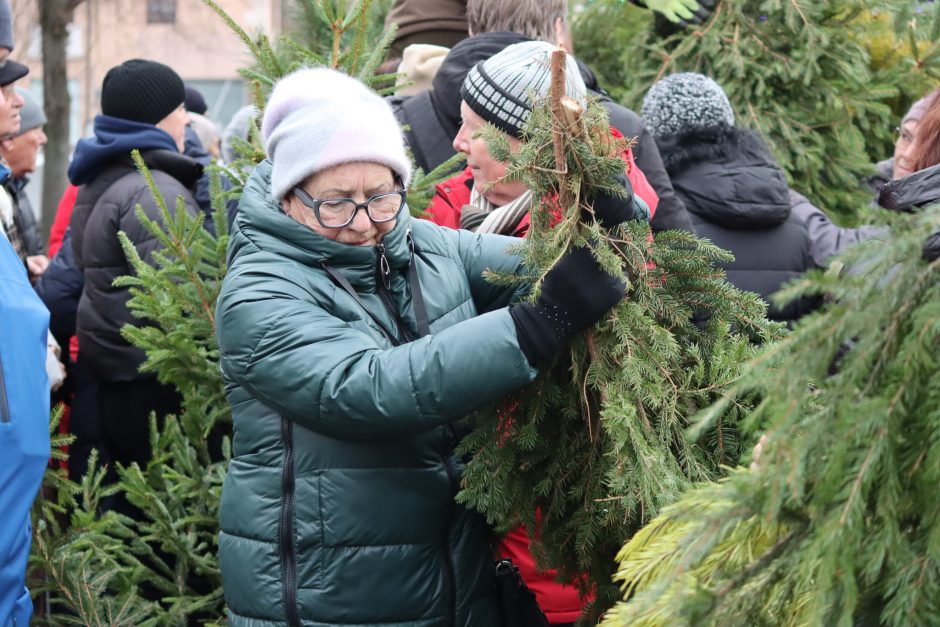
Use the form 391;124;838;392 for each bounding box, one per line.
461;40;586;139
641;72;735;139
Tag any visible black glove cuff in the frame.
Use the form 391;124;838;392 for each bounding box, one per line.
511;301;571;367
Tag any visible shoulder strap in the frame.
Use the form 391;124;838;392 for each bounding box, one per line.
322;263;403;347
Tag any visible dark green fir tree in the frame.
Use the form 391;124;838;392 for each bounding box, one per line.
600;206;940;627
573;0;938;223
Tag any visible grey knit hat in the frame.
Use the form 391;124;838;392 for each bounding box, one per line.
14;88;45;135
641;72;735;139
461;40;586;138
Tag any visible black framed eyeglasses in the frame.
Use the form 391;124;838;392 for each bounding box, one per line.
292;183;407;229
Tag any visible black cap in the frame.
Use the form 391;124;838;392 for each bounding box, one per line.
0;60;28;87
100;59;185;125
185;84;208;115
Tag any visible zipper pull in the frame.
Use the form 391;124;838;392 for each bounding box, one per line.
376;242;391;289
406;228;415;265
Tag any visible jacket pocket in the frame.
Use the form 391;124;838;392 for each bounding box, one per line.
12;584;33;626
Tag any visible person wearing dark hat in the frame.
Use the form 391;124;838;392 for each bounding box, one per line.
641;72;883;323
429;40;655;236
1;88;48;278
424;40;652;626
67;58;201;495
184;84;208;116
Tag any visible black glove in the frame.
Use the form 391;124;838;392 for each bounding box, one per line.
584;173;646;228
923;231;940;262
511;247;626;366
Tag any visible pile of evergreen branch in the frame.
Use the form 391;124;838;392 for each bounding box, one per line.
455;52;781;619
601;206;940;627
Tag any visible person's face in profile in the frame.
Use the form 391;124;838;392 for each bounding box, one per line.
893;119;919;180
453;101;529;207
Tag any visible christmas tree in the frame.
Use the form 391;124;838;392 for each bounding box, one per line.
28;0;448;620
455;50;780;619
574;0;936;223
601;206;940;627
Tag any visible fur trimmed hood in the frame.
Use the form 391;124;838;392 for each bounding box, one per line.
655;125;791;230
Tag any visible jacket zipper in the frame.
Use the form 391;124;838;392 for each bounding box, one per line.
279;417;301;627
375;242;416;343
0;353;10;423
441;425;458;627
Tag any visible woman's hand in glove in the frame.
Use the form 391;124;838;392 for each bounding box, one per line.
584;172;649;227
511;247;626;366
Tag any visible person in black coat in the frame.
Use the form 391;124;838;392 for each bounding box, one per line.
640;73;868;323
67;60;202;491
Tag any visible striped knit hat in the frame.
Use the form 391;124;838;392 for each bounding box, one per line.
460;40;586;138
641;72;735;139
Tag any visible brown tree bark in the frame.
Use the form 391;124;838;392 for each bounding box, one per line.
38;0;84;241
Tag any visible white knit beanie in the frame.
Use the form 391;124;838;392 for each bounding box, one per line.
262;67;412;201
461;40;587;138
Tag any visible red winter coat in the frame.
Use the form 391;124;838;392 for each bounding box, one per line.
425;131;658;624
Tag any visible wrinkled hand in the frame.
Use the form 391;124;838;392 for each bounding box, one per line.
629;0;715;26
584;173;648;227
27;254;49;278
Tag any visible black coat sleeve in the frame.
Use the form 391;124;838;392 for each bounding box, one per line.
601;101;694;233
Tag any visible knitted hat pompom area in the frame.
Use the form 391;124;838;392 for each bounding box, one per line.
100;59;185;125
262;67;412;201
460;40;587;139
641;72;736;139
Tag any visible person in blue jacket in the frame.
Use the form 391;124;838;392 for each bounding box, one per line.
0;0;50;621
0;231;51;625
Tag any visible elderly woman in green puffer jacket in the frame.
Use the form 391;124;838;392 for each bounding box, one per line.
215;66;636;626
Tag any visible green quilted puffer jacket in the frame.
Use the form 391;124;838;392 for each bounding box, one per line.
216;161;538;626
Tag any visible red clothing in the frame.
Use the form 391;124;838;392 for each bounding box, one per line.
427;130;658;235
48;184;79;257
425;129;658;624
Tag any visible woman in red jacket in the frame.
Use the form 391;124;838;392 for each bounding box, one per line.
425;41;658;626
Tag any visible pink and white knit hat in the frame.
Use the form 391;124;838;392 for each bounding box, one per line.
262;67;412;200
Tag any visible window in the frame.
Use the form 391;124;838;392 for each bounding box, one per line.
147;0;177;24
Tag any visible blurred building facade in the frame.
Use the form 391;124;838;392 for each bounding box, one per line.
9;0;282;217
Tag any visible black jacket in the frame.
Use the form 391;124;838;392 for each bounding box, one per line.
390;32;693;233
878;162;940;212
657;125;819;322
70;148;202;382
35;228;84;347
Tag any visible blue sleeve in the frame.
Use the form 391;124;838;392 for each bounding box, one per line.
0;236;50;625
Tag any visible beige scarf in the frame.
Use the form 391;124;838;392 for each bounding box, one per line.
460;186;533;235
